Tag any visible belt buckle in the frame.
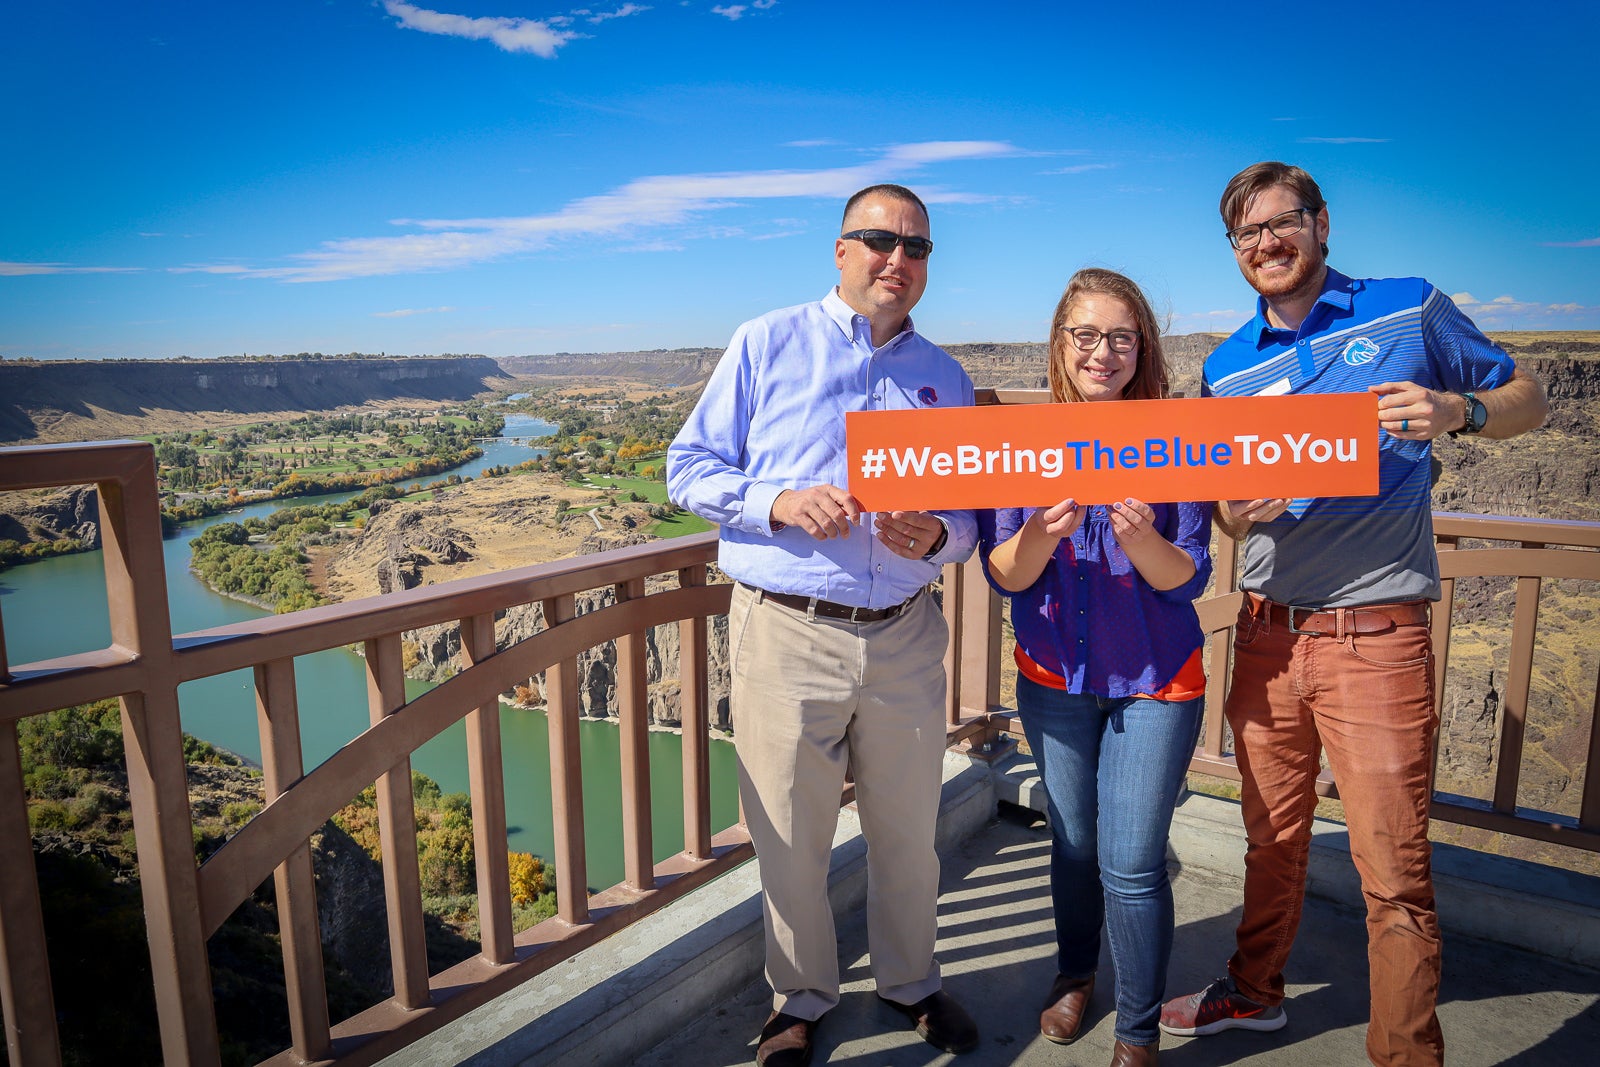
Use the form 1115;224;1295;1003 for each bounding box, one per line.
847;604;866;623
1287;605;1322;635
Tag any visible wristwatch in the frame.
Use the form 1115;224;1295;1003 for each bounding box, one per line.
1452;391;1488;436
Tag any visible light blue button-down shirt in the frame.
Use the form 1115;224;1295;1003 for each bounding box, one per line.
667;288;978;609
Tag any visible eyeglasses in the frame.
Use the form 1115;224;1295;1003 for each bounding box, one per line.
1226;207;1311;251
840;229;934;260
1064;327;1139;354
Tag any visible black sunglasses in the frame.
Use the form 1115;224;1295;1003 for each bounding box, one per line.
840;229;934;260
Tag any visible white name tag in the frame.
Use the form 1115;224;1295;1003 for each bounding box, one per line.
1258;377;1293;397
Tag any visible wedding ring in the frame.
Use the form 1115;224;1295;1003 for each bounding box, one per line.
908;538;917;551
1401;418;1409;432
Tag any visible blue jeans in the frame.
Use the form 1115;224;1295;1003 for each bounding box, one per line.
1017;674;1202;1046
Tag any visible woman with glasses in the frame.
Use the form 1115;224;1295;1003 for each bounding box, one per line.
980;268;1212;1067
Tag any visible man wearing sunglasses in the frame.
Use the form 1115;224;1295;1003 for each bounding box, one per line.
1160;162;1548;1066
668;184;979;1066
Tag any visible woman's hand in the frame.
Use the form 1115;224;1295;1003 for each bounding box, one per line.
1029;498;1084;540
1108;497;1156;548
1109;496;1197;592
987;499;1082;593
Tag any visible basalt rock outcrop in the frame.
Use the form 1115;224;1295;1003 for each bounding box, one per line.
0;484;101;547
404;567;733;733
1;355;512;444
365;510;477;595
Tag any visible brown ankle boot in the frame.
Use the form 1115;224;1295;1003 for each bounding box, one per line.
1039;973;1095;1044
1109;1038;1158;1065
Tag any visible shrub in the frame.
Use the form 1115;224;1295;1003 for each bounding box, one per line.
507;851;547;907
221;801;261;827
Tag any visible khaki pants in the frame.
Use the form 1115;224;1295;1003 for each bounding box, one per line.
1224;597;1443;1066
729;582;950;1021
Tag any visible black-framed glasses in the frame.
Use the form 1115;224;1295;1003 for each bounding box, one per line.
1226;207;1311;251
840;229;934;260
1064;326;1140;353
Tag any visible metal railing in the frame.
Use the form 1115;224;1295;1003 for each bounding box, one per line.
1;424;1597;1066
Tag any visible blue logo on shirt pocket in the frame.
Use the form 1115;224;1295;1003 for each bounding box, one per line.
1342;337;1380;365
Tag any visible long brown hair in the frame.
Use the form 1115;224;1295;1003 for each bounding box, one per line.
1047;268;1169;403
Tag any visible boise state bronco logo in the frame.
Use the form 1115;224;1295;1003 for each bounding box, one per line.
917;386;939;405
1342;337;1380;366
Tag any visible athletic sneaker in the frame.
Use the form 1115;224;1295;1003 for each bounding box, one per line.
1159;976;1287;1037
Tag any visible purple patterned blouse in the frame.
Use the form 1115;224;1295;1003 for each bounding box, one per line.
978;500;1213;697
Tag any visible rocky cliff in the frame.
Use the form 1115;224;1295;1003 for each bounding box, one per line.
0;484;101;547
1;355;513;443
497;348;722;388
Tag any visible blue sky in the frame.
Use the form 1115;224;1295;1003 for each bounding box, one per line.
3;1;1596;360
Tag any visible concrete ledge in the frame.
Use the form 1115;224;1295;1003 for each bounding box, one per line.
379;752;997;1067
1001;754;1600;970
1170;790;1600;970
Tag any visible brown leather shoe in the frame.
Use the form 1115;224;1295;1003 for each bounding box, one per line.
755;1011;816;1067
1110;1038;1159;1066
1039;973;1095;1044
878;989;980;1053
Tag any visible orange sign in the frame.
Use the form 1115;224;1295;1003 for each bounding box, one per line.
845;393;1379;509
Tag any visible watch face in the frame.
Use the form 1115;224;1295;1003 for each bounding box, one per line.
1468;396;1488;433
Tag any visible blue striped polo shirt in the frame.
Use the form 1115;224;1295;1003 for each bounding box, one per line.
1202;268;1516;607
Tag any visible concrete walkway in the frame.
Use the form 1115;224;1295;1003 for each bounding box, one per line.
386;755;1600;1067
653;805;1600;1066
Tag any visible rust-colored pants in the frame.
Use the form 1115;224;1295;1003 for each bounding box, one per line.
1224;596;1444;1067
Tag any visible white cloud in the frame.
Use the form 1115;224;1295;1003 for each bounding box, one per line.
207;140;1020;283
1045;163;1114;175
699;0;774;18
1296;136;1390;144
0;261;139;276
383;2;580;58
1542;236;1600;248
373;306;457;318
588;4;650;23
172;264;251;275
1449;291;1599;327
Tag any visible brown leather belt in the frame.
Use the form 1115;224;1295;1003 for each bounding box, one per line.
1246;591;1430;637
755;586;922;623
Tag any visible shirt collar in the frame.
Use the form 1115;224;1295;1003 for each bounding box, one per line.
823;287;915;348
1249;266;1362;346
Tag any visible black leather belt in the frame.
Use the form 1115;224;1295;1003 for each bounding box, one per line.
1246;592;1430;637
755;586;922;623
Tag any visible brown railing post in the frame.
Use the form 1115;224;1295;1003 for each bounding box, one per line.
1201;526;1240;762
677;566;712;860
1430;535;1460;790
543;594;590;925
0;719;61;1067
460;613;514;964
100;449;222;1066
366;633;430;1009
1584;677;1600;834
615;579;654;891
254;658;331;1060
1494;566;1544;813
949;556;1004;754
